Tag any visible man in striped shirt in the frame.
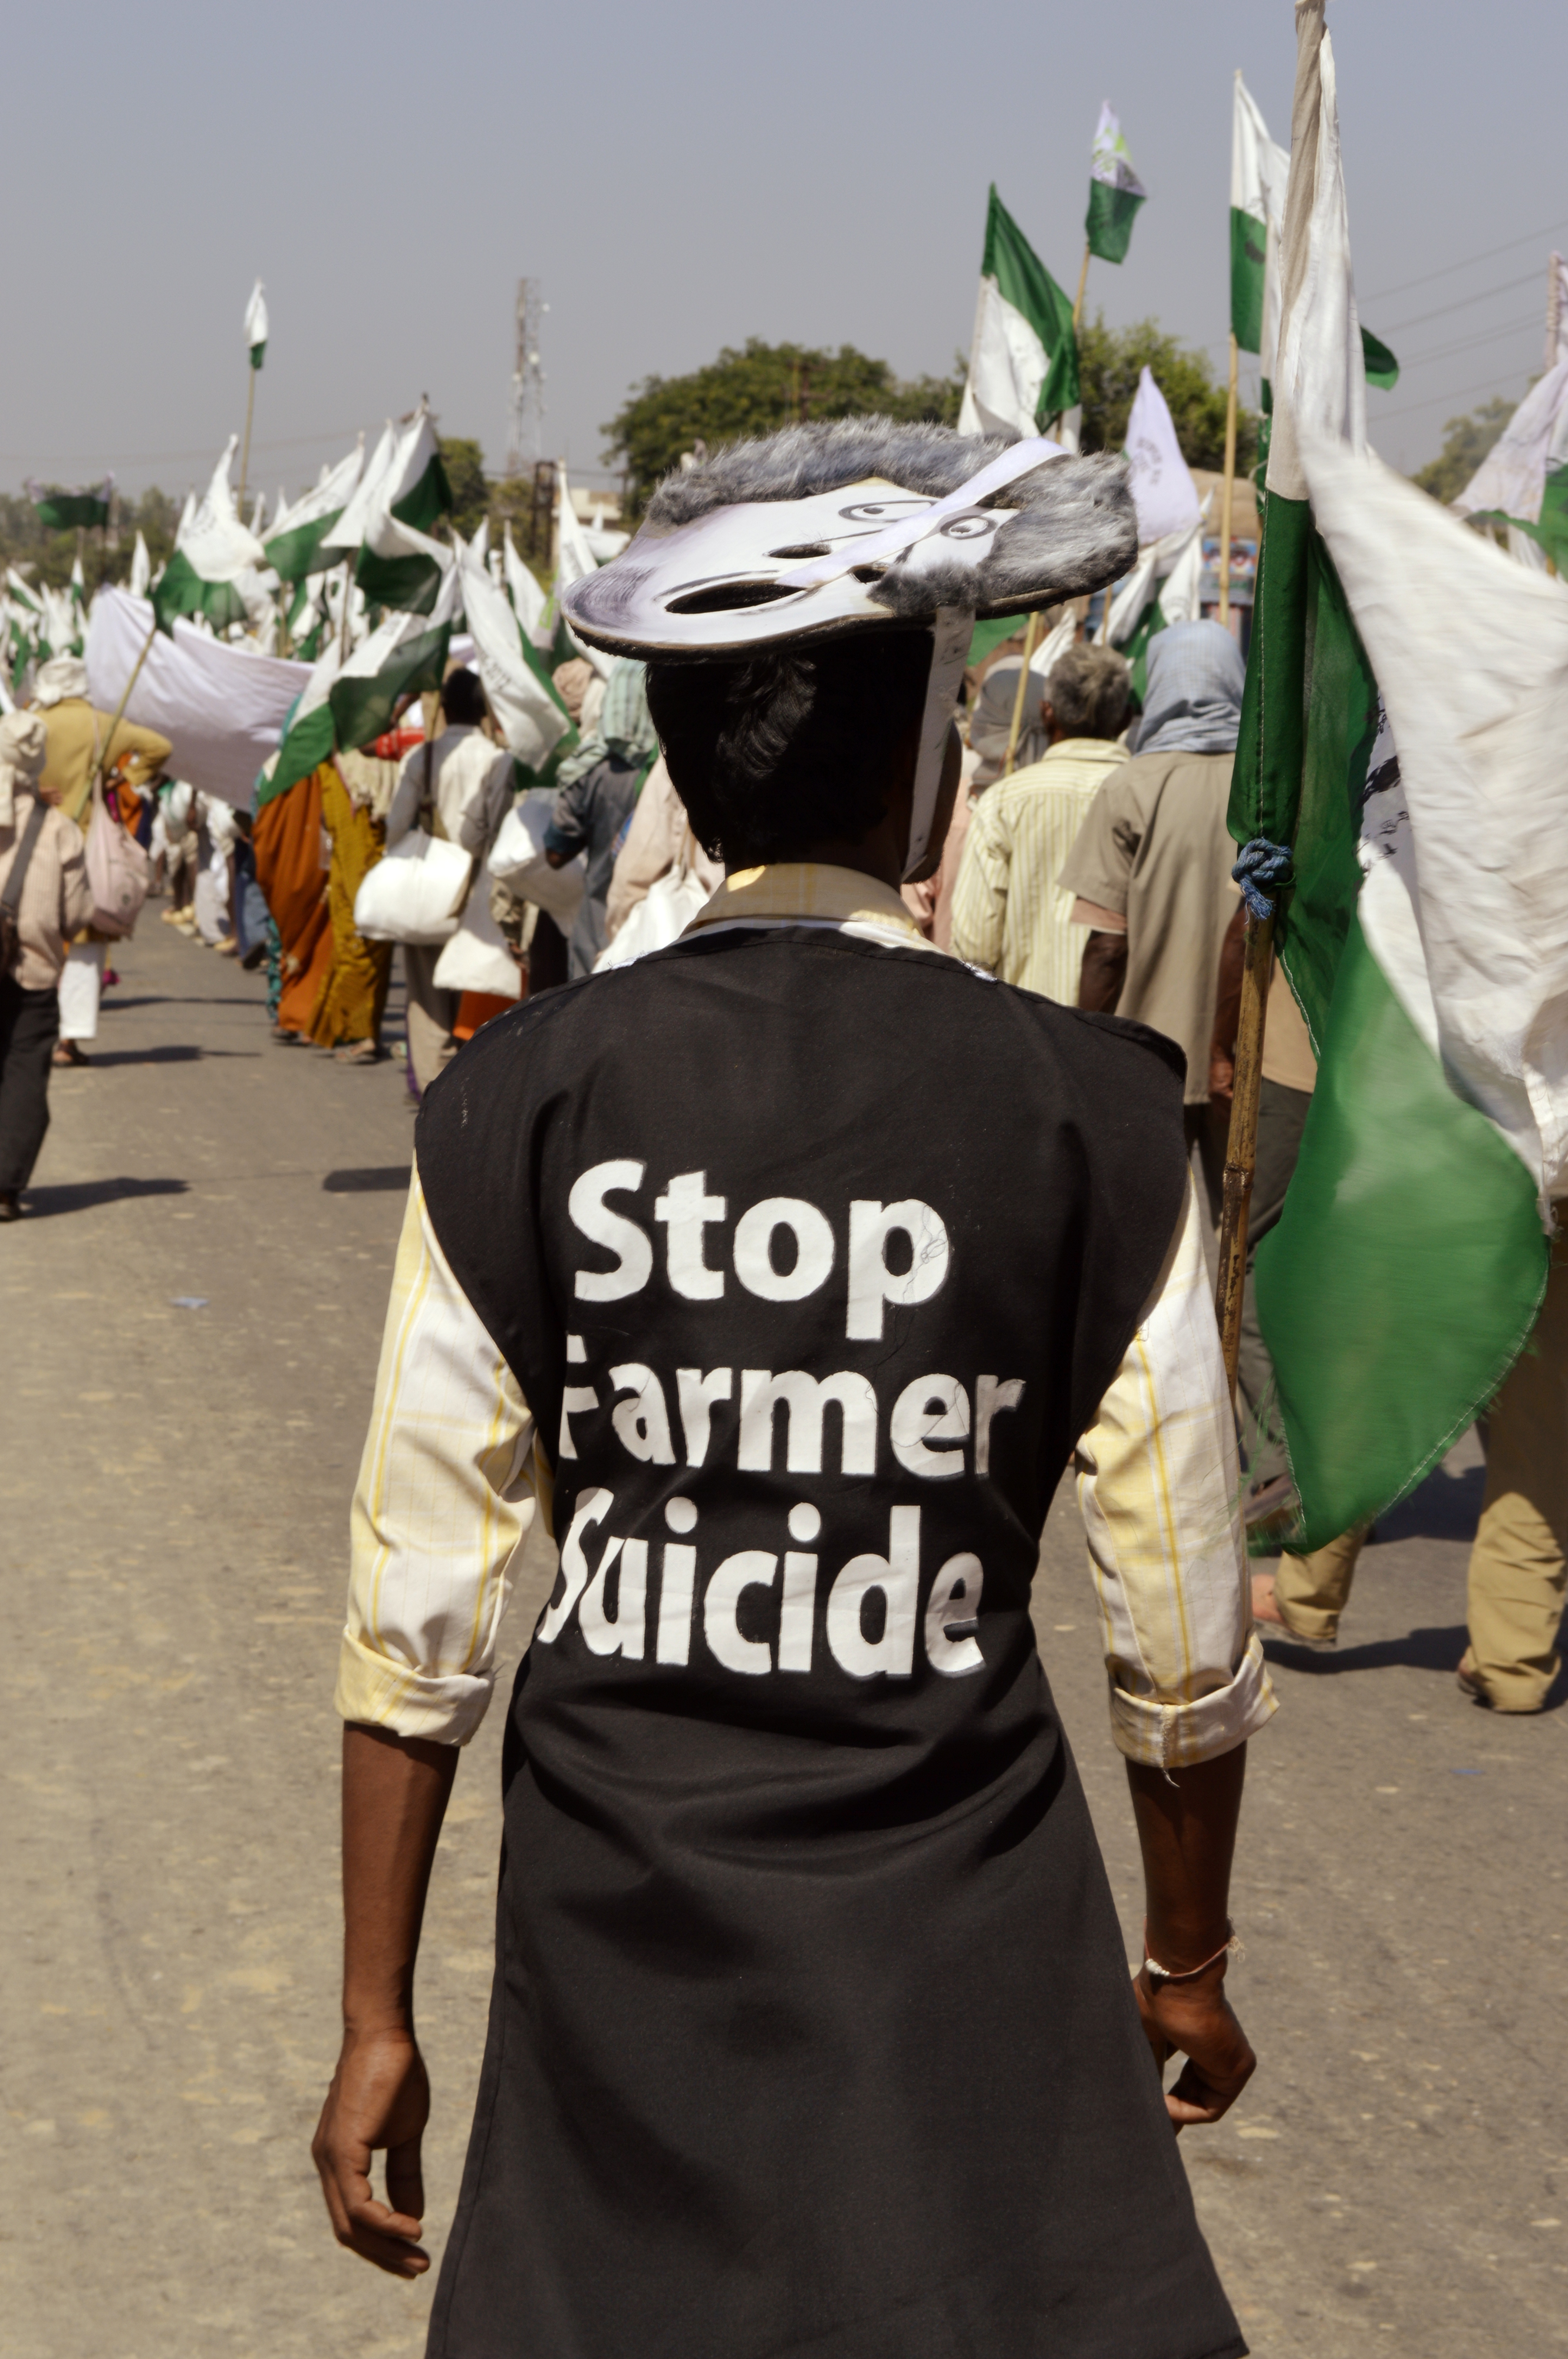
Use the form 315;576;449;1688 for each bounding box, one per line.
950;642;1130;1001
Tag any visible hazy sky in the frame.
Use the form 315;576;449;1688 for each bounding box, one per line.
8;0;1563;506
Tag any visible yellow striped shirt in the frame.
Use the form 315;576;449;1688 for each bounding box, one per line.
949;738;1129;1002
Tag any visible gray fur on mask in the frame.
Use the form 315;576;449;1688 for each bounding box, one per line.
642;417;1137;612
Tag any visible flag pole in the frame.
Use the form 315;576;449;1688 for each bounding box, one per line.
1218;334;1240;628
1000;613;1043;778
1214;906;1274;1396
238;367;258;518
1073;242;1092;331
95;617;160;789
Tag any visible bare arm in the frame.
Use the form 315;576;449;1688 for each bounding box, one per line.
1077;928;1128;1014
1126;1746;1255;2130
311;1724;459;2276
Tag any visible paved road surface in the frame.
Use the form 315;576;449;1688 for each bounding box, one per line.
2;921;1564;2358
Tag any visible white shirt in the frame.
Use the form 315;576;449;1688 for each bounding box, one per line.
386;725;513;861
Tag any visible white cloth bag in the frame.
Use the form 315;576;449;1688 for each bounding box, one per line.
595;858;709;970
354;829;472;944
487;796;585;929
432;883;522;999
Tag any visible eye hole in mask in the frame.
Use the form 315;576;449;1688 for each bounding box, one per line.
665;580;805;616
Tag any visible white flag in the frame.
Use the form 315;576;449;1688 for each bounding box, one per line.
554;468;615;680
456;535;570;775
245;280;268;367
1122;368;1201;546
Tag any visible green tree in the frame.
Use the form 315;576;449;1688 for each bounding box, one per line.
602;339;965;518
0;484;183;593
437;437;489;539
1076;315;1256;473
1411;397;1516;506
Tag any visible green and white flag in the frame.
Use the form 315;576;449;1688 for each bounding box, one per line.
355;502;449;617
1232;2;1556;1550
345;407;453;608
1231;74;1289;357
328;561;459;752
245;280;268;370
264;440;365;583
1085;104;1147;265
456;531;571;783
28;476;112;530
957;186;1079;442
151;437;267;635
320;422;397;560
1452;349;1568;573
381;402;452;534
263;637;343;806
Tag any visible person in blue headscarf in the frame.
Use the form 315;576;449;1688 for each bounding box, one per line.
1057;620;1248;1215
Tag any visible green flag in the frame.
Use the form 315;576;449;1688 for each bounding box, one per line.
262;639;342;808
1085;104;1147;265
957;186;1079;440
29;478;111;531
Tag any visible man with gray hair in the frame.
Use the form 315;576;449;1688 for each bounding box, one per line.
950;640;1131;1001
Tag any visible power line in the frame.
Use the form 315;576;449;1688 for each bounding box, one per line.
0;426;361;469
1381;267;1546;338
1362;221;1567;305
1375;370;1527;424
1396;311;1543;370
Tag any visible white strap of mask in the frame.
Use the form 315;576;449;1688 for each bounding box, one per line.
903;607;974;883
774;433;1066;593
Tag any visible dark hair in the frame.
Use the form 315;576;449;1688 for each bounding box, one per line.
440;667;488;728
1045;643;1130;739
645;627;932;865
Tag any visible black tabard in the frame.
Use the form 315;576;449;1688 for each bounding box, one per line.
417;927;1243;2359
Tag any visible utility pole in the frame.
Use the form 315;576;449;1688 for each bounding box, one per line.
505;278;548;482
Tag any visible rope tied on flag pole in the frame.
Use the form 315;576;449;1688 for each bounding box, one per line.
1231;837;1294;920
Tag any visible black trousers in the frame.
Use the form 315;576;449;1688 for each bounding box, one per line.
0;975;60;1191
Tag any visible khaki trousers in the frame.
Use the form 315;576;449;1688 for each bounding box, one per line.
1274;1233;1568;1709
1464;1232;1568;1713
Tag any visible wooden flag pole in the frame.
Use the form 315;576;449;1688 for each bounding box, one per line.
95;617;160;789
1073;241;1092;331
1214;909;1275;1396
1000;611;1043;778
1218;333;1240;627
238;366;258;518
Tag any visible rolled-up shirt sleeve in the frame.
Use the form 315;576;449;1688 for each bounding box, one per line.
335;1164;551;1745
1074;1175;1276;1768
948;794;1007;974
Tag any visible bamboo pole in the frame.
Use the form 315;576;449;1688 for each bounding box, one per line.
1213;910;1275;1396
338;558;354;658
1000;611;1043;778
1218;333;1240;628
95;617;160;789
1072;241;1092;331
238;365;258;517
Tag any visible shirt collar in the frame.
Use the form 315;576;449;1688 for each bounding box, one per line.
684;863;931;945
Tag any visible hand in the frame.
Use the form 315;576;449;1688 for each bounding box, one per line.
1207;1053;1235;1103
312;2025;433;2276
1134;1960;1256;2131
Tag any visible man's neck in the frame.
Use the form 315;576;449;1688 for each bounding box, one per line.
727;833;904;897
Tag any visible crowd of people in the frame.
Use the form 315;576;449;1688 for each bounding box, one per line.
3;414;1562;2358
0;598;1560;1719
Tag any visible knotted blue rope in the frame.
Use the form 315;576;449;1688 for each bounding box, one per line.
1232;839;1294;922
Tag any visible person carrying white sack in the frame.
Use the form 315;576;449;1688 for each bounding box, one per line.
32;654;170;1064
0;712;93;1218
